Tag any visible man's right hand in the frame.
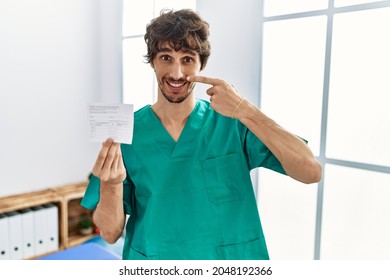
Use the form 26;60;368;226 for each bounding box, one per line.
92;138;126;186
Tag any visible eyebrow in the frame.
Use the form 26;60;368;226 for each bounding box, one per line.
158;47;197;57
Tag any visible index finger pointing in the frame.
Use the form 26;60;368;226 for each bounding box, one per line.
187;75;221;85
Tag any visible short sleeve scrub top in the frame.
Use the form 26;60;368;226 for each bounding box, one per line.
81;99;286;260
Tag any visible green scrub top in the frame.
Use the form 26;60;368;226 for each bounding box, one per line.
81;99;286;260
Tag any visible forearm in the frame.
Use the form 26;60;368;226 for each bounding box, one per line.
93;182;125;244
236;100;322;184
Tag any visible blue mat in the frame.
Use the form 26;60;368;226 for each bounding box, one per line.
38;242;120;260
84;235;124;256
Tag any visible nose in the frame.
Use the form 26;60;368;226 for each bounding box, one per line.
170;62;184;80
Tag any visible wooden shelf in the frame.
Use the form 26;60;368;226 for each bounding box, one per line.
0;181;96;259
68;233;98;248
0;188;60;214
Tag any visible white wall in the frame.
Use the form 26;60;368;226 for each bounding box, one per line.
0;0;122;197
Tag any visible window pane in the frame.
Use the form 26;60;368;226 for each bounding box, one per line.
261;16;326;156
122;0;154;36
263;0;328;17
326;8;390;166
122;38;155;111
321;164;390;259
334;0;384;7
154;0;196;15
258;169;318;259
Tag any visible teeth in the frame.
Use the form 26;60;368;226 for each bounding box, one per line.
167;81;186;88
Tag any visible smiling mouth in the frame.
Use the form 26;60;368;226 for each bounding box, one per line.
165;79;187;89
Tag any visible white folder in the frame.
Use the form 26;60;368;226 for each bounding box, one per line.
6;211;24;260
19;208;36;259
32;206;48;256
0;214;11;260
43;204;59;253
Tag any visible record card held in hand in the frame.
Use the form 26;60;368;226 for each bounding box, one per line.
88;103;134;144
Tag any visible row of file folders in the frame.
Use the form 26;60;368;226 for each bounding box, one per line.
0;204;59;259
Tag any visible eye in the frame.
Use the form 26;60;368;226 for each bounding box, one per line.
160;55;170;61
183;57;194;63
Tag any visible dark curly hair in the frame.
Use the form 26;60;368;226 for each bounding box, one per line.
144;9;211;69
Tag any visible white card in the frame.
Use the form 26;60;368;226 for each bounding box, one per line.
88;103;134;144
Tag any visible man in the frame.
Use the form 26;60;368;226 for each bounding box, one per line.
81;9;322;260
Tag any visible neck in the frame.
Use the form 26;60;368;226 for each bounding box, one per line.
151;96;196;142
152;95;196;125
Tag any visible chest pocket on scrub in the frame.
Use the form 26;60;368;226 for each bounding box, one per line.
202;153;245;205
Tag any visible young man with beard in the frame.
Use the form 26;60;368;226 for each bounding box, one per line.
81;9;322;260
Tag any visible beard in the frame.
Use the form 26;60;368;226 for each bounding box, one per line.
157;78;196;104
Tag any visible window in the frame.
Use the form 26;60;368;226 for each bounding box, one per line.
258;0;390;259
327;7;390;167
264;0;328;17
122;0;196;111
261;15;326;156
321;165;390;259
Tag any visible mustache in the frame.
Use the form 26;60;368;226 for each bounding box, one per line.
165;77;187;83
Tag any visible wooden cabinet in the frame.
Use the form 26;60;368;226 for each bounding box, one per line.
0;181;96;259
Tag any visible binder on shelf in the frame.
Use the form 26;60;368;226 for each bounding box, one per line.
0;214;11;260
0;182;89;259
32;206;47;256
19;208;36;259
43;203;59;253
6;211;24;260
